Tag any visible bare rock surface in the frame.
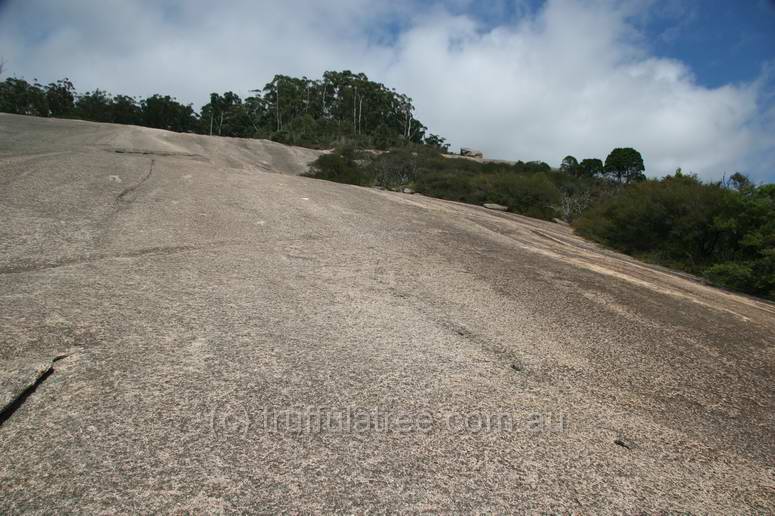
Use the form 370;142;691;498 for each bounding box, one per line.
0;357;53;416
0;114;774;513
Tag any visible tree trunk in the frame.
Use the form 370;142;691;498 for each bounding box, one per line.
276;82;281;132
358;96;363;135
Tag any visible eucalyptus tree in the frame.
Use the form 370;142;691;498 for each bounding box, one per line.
578;158;604;178
560;155;579;176
604;148;645;183
45;78;75;117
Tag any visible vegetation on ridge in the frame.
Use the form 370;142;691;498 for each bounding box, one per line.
0;71;448;150
307;146;775;301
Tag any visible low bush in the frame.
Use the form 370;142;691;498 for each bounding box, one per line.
575;172;775;299
309;146;562;220
308;149;774;300
304;147;374;186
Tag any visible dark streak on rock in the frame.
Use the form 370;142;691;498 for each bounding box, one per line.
113;149;206;161
117;158;154;202
0;366;54;428
0;244;203;275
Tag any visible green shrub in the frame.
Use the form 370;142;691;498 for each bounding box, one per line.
415;170;480;203
575;172;775;300
477;172;561;219
703;262;755;292
305;147;374;186
575;174;733;260
312;146;567;221
308;148;774;300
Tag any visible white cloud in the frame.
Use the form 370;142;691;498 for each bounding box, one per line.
0;0;771;180
380;0;764;178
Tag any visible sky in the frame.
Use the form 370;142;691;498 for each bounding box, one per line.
1;0;774;181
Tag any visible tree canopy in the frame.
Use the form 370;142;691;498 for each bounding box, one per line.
0;70;444;149
604;147;646;183
560;155;579;176
578;158;604;178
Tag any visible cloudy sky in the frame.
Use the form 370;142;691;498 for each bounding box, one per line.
1;0;774;180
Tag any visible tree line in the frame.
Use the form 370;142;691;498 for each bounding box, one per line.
560;148;645;184
0;70;448;150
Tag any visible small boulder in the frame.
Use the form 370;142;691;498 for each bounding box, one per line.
402;188;415;194
483;203;508;211
461;147;484;158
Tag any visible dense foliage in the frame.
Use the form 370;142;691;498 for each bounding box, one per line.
0;71;446;149
575;171;775;299
307;148;774;300
306;145;607;222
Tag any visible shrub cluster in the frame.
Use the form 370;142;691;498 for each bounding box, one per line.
307;145;607;222
575;172;775;299
308;149;774;300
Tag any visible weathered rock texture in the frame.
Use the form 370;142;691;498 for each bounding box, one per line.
0;114;773;513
